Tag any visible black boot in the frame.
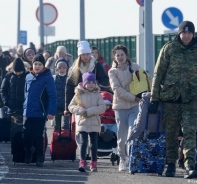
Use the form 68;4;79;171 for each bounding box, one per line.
178;158;185;169
25;147;35;164
165;163;176;177
184;166;197;179
36;155;44;167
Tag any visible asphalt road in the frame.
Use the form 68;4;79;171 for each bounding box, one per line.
0;123;196;184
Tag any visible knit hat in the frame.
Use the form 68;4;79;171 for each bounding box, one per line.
32;54;45;65
178;21;195;35
77;41;91;56
104;100;112;105
82;71;96;86
55;57;69;68
56;46;67;55
13;58;25;72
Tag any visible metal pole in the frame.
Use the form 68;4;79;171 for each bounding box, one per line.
144;0;154;76
39;0;45;44
80;0;85;40
17;0;21;45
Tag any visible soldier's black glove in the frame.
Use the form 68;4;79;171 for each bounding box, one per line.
148;101;159;114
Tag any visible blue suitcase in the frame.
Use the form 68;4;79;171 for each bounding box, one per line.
129;113;166;176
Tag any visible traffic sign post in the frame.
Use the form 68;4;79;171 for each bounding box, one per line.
36;3;58;26
162;7;183;29
36;3;58;44
19;30;27;45
136;0;153;7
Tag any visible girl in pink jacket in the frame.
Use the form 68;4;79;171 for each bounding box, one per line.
68;71;105;172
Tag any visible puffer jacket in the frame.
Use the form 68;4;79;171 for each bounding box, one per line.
0;71;28;115
68;83;105;133
151;36;197;103
23;68;57;118
108;61;140;110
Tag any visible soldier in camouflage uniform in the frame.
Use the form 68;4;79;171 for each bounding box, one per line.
148;21;197;179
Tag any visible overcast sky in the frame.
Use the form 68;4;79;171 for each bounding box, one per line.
0;0;197;49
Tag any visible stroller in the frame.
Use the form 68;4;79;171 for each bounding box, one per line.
97;91;119;166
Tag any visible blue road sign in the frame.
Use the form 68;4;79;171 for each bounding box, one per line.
162;7;183;30
19;31;27;45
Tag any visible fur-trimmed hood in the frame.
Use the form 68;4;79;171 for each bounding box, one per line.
74;82;100;94
6;61;31;72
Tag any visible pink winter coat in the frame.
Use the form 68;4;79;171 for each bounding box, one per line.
68;83;106;133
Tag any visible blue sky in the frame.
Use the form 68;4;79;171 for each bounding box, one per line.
0;0;197;49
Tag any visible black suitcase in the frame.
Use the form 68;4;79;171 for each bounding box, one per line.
11;124;48;164
0;120;10;142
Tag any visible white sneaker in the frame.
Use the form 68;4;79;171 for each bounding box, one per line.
119;159;127;171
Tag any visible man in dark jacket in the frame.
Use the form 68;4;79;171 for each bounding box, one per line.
0;58;28;123
149;21;197;179
0;45;11;107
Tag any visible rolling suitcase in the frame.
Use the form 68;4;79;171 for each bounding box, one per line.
11;123;48;164
50;113;77;161
129;112;166;175
0;107;11;142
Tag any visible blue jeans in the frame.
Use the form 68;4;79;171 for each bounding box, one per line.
114;106;139;160
101;124;117;136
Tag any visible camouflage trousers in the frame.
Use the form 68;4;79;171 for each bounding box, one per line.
163;101;197;168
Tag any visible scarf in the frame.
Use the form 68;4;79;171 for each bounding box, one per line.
79;57;95;74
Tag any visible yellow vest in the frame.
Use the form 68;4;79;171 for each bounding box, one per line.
129;68;150;95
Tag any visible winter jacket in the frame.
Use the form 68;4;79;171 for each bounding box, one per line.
23;68;57;118
0;71;28;115
66;58;110;111
68;83;105;133
97;57;111;75
108;61;140;110
100;108;115;124
151;36;197;104
53;74;67;111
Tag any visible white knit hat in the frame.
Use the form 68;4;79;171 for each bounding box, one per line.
77;41;91;56
56;46;67;55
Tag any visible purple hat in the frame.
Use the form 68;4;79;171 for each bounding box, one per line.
82;71;96;86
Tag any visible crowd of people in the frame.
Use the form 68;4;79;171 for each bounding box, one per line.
0;20;197;179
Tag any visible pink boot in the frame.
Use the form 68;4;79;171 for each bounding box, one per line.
78;159;86;172
90;161;97;172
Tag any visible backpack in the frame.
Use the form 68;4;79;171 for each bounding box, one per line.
129;68;151;97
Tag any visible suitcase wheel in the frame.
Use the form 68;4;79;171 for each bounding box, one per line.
51;154;55;162
130;171;135;175
158;173;162;176
116;155;120;166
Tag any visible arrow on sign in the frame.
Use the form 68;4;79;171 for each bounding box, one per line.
165;9;179;27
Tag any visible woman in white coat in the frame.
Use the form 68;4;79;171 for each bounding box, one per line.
108;45;141;171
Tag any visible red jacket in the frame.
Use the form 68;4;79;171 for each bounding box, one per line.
98;57;111;74
100;108;115;124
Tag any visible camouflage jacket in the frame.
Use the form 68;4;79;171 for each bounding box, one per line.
151;36;197;103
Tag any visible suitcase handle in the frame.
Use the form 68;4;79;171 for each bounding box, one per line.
58;112;72;140
145;111;161;137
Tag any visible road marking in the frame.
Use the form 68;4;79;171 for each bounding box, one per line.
0;154;9;181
